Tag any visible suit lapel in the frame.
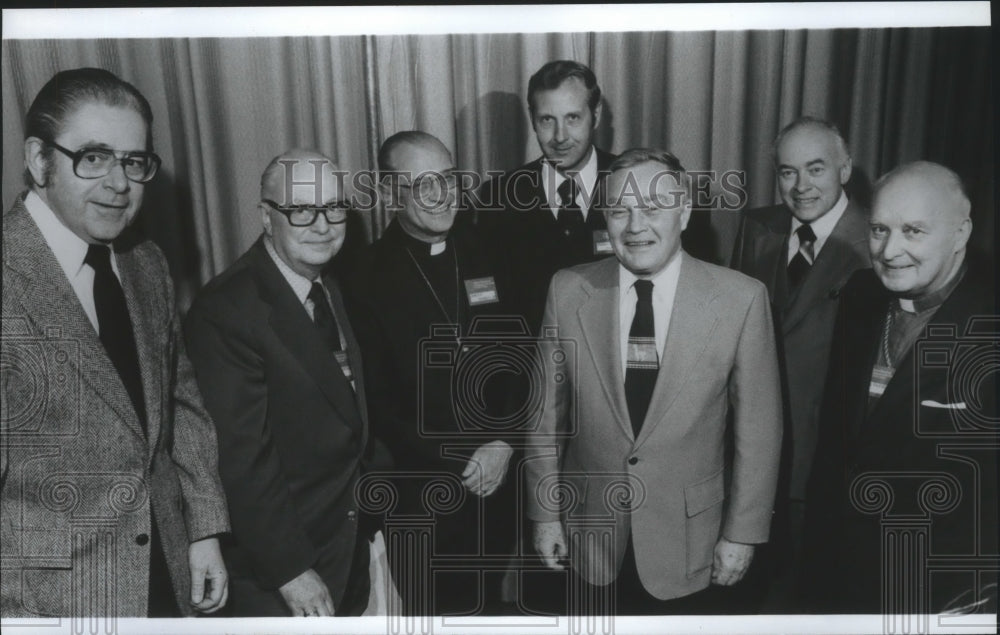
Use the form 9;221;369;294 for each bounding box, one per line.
324;272;368;443
636;254;719;447
783;202;869;332
752;222;789;307
576;259;633;440
3;202;147;440
118;248;165;450
252;244;361;429
863;276;976;442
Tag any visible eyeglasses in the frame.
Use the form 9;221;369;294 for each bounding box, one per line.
397;172;459;203
44;140;161;183
261;199;351;226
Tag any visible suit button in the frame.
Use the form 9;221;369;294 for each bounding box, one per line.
348;510;357;521
628;457;638;466
135;534;149;546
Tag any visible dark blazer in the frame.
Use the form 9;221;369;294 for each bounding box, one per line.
525;254;783;600
343;220;515;480
731;200;870;500
476;148;616;334
342;220;518;613
1;195;230;617
802;268;998;613
183;237;369;615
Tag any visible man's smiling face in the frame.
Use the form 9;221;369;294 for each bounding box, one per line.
33;101;149;244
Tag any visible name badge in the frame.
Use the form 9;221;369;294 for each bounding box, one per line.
464;276;499;306
593;230;614;255
868;365;893;399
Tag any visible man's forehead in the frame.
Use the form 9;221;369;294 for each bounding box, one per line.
873;182;947;224
778;127;838;161
264;158;343;203
60;101;147;145
534;77;589;108
391;141;452;172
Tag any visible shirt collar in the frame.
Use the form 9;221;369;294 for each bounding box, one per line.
790;189;848;244
263;235;317;305
541;145;599;210
618;249;683;300
24;190;95;280
897;261;966;314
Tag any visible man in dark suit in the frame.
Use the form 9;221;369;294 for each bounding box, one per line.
343;131;517;615
476;60;616;335
802;161;997;614
184;149;374;616
527;148;783;615
1;68;229;618
730;116;870;609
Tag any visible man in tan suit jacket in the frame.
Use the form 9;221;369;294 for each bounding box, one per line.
1;68;229;618
526;148;782;614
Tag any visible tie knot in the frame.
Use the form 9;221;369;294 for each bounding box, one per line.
84;244;113;273
796;223;816;244
308;282;326;306
557;177;577;206
634;279;654;301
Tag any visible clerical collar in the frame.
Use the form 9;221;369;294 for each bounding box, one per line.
399;226;448;256
896;263;966;314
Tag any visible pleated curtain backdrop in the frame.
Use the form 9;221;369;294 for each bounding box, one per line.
2;28;992;310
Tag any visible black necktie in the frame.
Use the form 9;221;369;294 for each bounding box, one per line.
787;223;817;290
308;282;342;352
85;244;146;432
556;177;584;236
625;280;658;437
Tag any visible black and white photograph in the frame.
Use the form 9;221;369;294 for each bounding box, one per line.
1;4;995;634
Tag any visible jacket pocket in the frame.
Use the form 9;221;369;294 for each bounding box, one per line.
20;563;73;616
684;469;725;576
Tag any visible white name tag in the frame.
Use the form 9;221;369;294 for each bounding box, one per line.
593;230;614;255
868;365;893;398
464;276;499;306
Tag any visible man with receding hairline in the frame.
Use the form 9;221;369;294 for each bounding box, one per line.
344;131;517;615
526;148;782;614
476;60;617;336
185;149;377;616
731;116;870;609
802;161;997;613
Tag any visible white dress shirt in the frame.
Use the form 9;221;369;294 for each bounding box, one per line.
25;190;121;333
541;145;599;220
618;253;683;376
787;190;849;264
264;237;336;328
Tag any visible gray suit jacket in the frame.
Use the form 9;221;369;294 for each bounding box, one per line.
1;195;230;617
525;253;782;600
731;200;869;499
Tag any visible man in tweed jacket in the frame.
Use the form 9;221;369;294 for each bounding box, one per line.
1;68;230;618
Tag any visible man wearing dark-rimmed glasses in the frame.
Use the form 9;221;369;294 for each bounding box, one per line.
184;148;385;617
2;67;230;618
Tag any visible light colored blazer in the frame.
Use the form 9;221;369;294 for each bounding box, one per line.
1;196;230;617
525;253;782;600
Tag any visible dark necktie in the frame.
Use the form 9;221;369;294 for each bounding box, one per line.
309;282;356;389
84;244;146;432
787;222;817;290
624;280;658;437
556;177;584;236
308;282;342;352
